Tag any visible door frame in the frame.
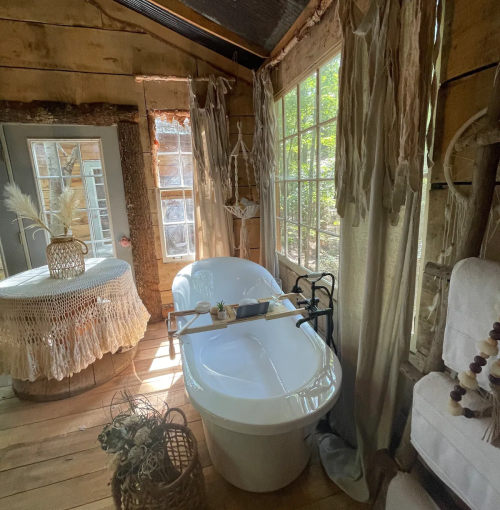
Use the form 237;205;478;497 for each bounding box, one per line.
0;101;162;322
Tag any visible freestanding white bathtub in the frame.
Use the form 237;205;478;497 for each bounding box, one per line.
172;257;341;492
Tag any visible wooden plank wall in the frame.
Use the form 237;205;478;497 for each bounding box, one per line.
0;0;256;309
415;0;500;363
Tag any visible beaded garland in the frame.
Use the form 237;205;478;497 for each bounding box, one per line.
448;310;500;444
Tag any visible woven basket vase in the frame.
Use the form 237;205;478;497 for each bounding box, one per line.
111;424;206;510
46;236;88;279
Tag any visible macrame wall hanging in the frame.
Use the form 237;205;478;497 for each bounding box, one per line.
427;108;500;330
224;122;259;260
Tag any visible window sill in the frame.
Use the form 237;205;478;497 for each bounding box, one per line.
161;254;195;264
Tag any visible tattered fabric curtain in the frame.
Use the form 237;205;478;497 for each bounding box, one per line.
320;0;439;502
252;69;279;278
188;76;234;260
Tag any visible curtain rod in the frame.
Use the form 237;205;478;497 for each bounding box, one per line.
134;75;236;83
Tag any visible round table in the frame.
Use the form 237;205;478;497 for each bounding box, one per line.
0;258;150;401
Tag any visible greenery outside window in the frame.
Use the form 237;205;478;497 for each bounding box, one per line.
275;53;341;277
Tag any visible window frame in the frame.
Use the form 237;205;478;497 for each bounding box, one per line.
27;137;117;259
151;113;196;264
274;50;341;293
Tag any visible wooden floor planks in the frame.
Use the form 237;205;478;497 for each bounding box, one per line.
0;323;370;510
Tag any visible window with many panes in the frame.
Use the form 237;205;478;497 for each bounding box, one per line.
275;54;341;277
154;116;195;262
29;139;114;258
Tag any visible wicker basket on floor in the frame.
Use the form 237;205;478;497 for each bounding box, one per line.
111;422;206;510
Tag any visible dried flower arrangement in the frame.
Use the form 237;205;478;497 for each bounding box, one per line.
99;391;185;482
99;391;206;510
4;183;89;278
3;182;81;237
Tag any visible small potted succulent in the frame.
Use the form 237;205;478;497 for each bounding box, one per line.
216;301;227;320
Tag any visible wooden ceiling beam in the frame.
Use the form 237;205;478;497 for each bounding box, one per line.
148;0;269;58
268;0;319;63
265;0;371;69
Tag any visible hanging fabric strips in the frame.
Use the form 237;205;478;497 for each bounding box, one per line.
188;75;234;259
252;69;279;277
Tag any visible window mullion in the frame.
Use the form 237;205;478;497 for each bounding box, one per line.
297;84;301;266
282;98;288;258
316;70;321;270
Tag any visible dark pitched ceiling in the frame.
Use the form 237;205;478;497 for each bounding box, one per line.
114;0;312;69
177;0;311;53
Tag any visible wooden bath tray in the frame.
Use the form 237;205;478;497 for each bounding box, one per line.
167;293;308;338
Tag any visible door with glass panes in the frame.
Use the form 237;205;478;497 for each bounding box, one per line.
0;124;133;277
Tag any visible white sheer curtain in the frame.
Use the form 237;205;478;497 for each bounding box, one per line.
189;76;234;260
319;0;439;501
252;69;279;278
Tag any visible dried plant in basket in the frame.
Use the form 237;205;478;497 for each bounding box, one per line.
99;391;206;510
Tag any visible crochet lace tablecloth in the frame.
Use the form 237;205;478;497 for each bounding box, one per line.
0;258;150;382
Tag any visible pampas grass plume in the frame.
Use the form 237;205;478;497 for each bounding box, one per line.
3;182;53;237
54;187;80;236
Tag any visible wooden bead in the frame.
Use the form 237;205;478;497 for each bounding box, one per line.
474;355;487;366
489;329;500;341
469;362;482;374
489;374;500;386
477;340;499;357
491;361;500;378
448;399;463;416
458;370;479;390
450;390;462;402
480;351;491;359
454;385;467;395
487;337;499;346
493;322;500;333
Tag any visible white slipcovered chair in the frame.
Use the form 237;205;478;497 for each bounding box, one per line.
410;258;500;510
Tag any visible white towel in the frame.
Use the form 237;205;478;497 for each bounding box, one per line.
386;472;440;510
443;257;500;391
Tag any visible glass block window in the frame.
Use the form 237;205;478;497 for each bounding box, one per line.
154;116;195;262
275;53;341;277
29;139;114;258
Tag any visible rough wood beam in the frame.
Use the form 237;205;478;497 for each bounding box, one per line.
454;66;500;262
0;101;138;125
455;123;500;151
268;0;318;61
147;0;269;58
117;121;163;323
264;0;335;70
135;75;235;83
